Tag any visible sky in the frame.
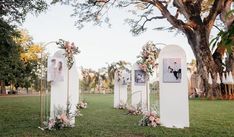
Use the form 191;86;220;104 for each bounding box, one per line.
21;3;195;70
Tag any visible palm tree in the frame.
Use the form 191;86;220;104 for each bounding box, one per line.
106;61;131;92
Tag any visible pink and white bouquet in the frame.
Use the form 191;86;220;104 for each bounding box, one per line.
137;41;159;76
139;111;160;127
56;39;80;69
43;113;71;130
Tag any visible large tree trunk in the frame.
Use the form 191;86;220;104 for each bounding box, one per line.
185;26;221;99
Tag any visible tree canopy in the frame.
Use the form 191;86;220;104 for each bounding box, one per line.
61;0;234;98
0;0;48;24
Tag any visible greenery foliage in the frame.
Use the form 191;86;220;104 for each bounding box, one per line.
210;24;234;54
0;0;48;24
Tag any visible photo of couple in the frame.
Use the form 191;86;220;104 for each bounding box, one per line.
47;57;65;82
163;58;182;83
134;70;146;85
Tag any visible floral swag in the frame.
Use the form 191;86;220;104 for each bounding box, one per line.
137;41;159;76
56;39;81;70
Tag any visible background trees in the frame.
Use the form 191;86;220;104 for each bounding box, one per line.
0;0;48;94
0;29;44;94
57;0;234;98
80;60;131;93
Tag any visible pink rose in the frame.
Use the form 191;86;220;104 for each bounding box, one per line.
61;113;69;123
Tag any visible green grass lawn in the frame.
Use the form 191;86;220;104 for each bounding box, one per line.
0;94;234;137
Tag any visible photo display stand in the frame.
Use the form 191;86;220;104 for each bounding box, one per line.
113;69;130;108
48;50;79;126
159;45;189;128
131;63;150;111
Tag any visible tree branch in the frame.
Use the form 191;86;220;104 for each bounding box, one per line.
141;15;164;28
117;1;142;7
173;0;190;20
145;0;186;31
204;0;224;31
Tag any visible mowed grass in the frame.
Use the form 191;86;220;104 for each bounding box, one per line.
0;94;234;137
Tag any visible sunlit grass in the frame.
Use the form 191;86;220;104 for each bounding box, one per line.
0;94;233;137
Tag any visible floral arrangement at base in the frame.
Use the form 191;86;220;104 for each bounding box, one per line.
43;113;71;130
43;105;76;130
77;99;88;109
117;100;127;109
127;104;142;115
139;111;160;127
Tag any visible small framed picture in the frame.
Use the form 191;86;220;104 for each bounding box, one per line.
163;58;182;83
47;57;65;82
134;70;146;85
122;71;131;85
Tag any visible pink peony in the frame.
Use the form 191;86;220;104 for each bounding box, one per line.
149;116;155;122
61;113;69;124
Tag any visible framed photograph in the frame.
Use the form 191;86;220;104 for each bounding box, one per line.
163;58;182;83
122;71;131;85
47;57;65;82
134;70;146;85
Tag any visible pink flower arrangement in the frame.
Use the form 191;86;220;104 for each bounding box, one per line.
139;111;160;127
56;39;81;70
137;41;160;76
43;113;71;130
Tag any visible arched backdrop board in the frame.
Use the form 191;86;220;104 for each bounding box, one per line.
113;69;129;108
131;63;150;111
159;45;189;128
48;50;79;125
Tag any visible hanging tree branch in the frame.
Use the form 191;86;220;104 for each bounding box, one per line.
204;0;224;31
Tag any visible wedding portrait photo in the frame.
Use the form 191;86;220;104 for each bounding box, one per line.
134;70;146;85
47;57;65;82
163;58;182;83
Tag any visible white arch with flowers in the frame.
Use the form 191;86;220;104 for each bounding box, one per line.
114;69;130;108
39;39;80;130
48;49;79;126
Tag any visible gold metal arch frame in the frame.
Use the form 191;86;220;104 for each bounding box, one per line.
38;41;58;129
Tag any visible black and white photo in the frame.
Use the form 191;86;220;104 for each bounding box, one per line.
163;58;181;83
134;70;146;85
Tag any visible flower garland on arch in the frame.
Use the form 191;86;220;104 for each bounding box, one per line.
56;39;81;70
137;41;160;76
